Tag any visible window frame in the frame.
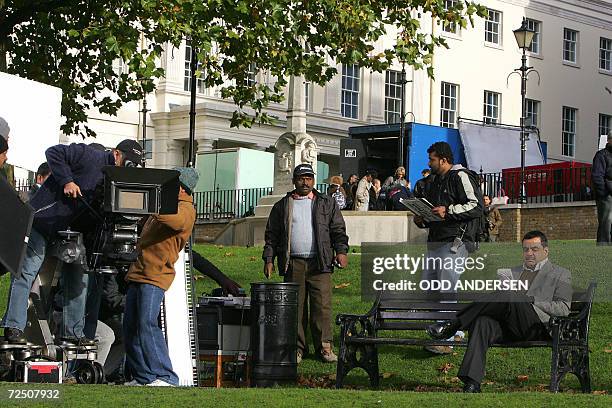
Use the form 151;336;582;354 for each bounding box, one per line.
440;82;459;129
525;19;542;55
384;70;402;124
485;9;502;46
599;113;612;138
341;64;360;119
525;99;541;129
563;28;579;64
562;106;577;157
600;37;612;72
184;40;206;93
483;90;501;125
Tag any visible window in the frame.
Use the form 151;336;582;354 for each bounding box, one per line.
600;37;612;72
483;91;501;124
525;99;540;128
485;9;502;45
599;114;612;138
144;139;153;160
563;28;578;63
341;64;360;119
245;63;257;86
526;19;541;55
304;81;311;111
112;59;129;76
440;82;459;128
443;0;458;34
184;40;205;93
562;106;577;157
385;70;402;124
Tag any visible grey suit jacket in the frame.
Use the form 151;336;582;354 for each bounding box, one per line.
507;261;573;324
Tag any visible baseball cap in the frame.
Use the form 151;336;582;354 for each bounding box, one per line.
115;139;143;166
0;116;10;140
293;164;315;178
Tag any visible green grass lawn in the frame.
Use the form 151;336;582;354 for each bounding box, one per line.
0;240;610;406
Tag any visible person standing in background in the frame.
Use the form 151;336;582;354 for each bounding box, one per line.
592;131;612;245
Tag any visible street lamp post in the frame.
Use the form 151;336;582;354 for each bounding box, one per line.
513;19;536;204
139;96;149;168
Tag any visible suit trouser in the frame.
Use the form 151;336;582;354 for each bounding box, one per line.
456;301;548;384
284;257;333;354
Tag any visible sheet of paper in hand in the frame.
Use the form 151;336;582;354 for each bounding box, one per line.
399;197;443;222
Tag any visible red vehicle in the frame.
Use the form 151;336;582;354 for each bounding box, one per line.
501;161;592;202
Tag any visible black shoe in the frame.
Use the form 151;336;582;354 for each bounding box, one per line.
426;320;460;340
462;381;481;393
3;328;27;344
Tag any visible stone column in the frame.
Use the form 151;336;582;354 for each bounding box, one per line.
196;138;214;154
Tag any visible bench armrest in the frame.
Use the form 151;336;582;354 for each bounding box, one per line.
549;313;589;345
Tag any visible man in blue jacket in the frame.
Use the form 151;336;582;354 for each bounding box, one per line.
592;132;612;245
2;139;143;343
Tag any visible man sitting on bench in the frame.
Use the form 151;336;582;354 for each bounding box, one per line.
426;230;572;393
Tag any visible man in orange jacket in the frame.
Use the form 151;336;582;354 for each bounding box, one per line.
123;167;198;387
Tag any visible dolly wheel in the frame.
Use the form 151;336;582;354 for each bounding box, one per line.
94;362;105;384
75;361;99;384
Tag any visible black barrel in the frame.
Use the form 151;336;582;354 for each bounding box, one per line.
250;282;299;387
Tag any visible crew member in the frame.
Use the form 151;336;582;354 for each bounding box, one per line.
1;140;143;344
123;167;198;386
592;131;612;245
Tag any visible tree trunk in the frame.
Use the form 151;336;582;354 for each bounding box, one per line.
0;38;7;72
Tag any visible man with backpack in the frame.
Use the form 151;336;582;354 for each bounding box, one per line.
414;142;484;354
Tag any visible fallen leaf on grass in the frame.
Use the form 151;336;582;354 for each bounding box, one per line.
334;282;351;289
482;380;495;385
224;252;234;257
437;362;454;374
604;349;612;353
381;372;394;379
249;256;257;261
516;375;529;383
215;245;224;249
592;390;608;395
449;376;461;383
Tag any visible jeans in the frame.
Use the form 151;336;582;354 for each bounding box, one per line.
596;195;612;245
422;241;468;339
123;283;178;385
2;228;89;338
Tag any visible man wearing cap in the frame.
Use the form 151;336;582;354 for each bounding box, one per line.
592;131;612;245
1;140;143;344
263;164;349;363
123;167;198;386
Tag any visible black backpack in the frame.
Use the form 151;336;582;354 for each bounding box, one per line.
454;168;486;253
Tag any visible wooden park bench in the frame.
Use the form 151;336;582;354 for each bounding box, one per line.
335;282;596;392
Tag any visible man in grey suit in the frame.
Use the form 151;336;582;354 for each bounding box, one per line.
426;230;572;393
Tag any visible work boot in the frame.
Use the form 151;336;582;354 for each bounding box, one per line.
426;320;461;340
320;343;338;363
3;328;27;344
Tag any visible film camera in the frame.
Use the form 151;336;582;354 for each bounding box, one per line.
87;166;180;275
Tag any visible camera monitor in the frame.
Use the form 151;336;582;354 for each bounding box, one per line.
102;166;180;215
0;177;34;278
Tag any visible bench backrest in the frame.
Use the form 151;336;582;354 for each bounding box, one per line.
373;282;596;332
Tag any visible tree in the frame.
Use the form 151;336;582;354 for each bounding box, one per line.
0;1;486;137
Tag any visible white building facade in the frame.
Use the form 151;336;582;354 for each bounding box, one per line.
75;0;612;178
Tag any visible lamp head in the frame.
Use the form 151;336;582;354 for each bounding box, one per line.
514;19;535;50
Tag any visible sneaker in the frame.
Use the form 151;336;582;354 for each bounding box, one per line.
424;345;454;355
297;350;303;364
146;379;175;387
123;379;143;386
3;328;27;344
320;343;338;363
